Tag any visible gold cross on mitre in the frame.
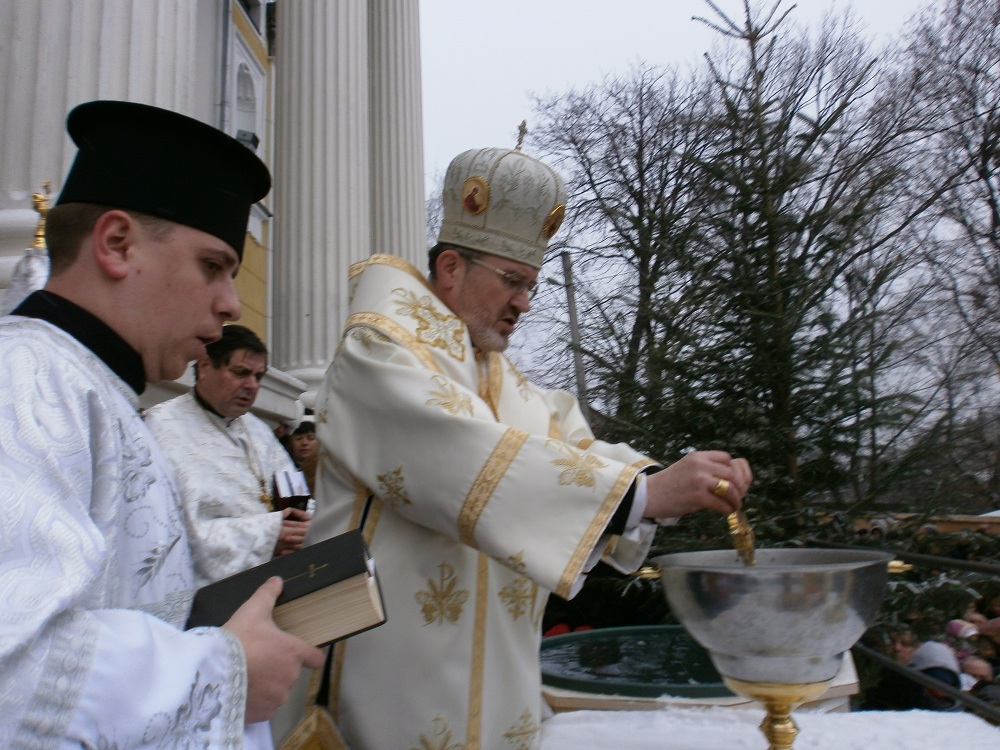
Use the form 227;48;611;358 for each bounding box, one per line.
515;120;527;151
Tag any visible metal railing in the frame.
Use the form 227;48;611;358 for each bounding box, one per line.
809;539;1000;577
807;539;1000;724
852;643;1000;724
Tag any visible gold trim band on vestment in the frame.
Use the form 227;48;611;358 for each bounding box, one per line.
475;351;505;420
465;553;491;750
458;428;530;546
555;461;646;599
345;312;444;374
349;253;433;291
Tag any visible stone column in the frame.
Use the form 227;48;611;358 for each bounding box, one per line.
271;0;426;401
0;1;71;273
271;0;373;400
0;0;217;282
368;0;426;264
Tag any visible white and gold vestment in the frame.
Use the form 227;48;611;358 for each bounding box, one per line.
307;255;659;750
0;315;257;748
145;391;296;587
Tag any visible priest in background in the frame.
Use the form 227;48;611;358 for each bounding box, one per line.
146;324;313;587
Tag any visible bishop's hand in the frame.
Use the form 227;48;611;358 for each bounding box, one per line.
643;451;751;519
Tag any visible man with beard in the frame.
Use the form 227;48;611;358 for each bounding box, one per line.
303;145;752;750
145;324;312;588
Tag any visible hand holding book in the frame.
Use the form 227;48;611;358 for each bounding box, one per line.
221;576;326;723
275;507;311;556
188;529;386;647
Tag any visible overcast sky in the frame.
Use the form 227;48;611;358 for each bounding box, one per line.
419;0;932;191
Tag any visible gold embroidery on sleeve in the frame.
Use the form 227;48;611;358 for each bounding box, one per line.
427;375;474;416
378;467;411;508
505;359;533;400
547;442;607;487
411;715;465;750
498;553;538;622
547;415;563;440
393;288;466;360
415;563;469;625
503;709;540;750
458;428;529;546
554;462;645;599
345;313;444;373
352;327;391;350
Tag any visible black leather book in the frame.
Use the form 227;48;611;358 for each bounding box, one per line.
186;529;386;647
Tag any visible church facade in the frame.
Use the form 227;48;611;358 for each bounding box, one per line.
0;0;426;422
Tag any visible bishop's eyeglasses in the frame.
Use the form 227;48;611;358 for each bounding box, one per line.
466;256;538;300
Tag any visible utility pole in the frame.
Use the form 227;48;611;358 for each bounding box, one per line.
560;250;591;424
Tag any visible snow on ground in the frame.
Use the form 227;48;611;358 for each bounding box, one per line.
539;706;998;749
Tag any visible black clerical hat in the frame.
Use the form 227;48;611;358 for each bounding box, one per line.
57;100;271;258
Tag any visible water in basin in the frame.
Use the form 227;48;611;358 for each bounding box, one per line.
540;625;734;698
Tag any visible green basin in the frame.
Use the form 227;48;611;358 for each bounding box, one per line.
540;624;735;699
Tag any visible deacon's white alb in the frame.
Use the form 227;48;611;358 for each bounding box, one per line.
144;391;295;587
0;317;257;748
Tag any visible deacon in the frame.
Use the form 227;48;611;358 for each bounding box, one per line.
0;100;324;748
305;143;753;749
146;324;312;587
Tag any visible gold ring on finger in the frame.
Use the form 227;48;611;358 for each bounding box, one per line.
713;479;730;498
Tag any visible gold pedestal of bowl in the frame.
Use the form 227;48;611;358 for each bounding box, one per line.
723;677;830;749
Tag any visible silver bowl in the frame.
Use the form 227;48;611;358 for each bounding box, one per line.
654;548;892;684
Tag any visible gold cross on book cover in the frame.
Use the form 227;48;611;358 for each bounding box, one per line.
186;529;385;647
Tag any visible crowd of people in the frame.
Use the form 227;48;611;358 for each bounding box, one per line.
950;595;1000;704
859;591;1000;712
